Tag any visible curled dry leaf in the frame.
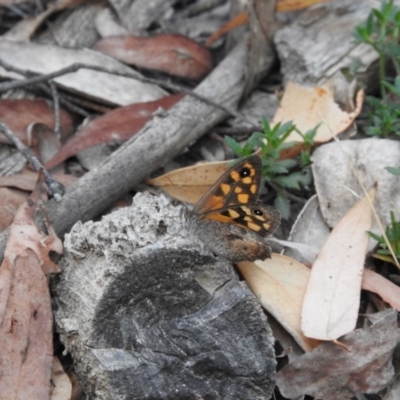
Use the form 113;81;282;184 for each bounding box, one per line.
93;34;213;81
0;174;63;400
148;159;230;204
362;269;400;311
0;98;75;146
45;93;184;169
301;187;376;341
272;82;364;158
237;254;321;351
277;309;399;400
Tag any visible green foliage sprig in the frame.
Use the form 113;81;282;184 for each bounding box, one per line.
354;0;400;138
225;118;317;219
369;211;400;264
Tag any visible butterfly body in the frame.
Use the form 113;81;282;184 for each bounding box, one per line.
186;155;281;262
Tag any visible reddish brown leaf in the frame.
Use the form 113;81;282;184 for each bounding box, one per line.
0;99;75;146
0;172;77;230
93;34;213;80
0;174;62;399
0;170;78;191
0;188;29;231
45;93;184;169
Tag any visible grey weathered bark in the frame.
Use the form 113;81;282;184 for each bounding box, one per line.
54;193;277;399
0;37;277;261
274;0;385;92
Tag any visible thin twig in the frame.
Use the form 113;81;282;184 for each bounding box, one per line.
0;58;89;117
0;59;251;123
49;80;61;139
0;119;65;200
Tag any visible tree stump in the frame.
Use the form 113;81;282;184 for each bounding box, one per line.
53;192;276;399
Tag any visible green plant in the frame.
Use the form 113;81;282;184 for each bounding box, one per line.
386;165;400;175
354;0;400;138
369;211;400;264
225;118;317;219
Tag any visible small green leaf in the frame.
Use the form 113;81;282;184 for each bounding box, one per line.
224;136;244;156
368;231;385;243
274;175;300;190
274;194;291;220
385;166;400;175
276;158;298;169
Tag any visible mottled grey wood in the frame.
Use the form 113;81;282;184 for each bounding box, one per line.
108;0;178;34
53;193;276;399
36;3;103;48
274;0;383;88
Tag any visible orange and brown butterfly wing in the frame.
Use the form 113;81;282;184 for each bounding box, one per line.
204;204;281;237
194;155;262;214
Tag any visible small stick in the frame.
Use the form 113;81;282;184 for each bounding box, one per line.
0;118;65;200
49;80;61;139
0;58;89;117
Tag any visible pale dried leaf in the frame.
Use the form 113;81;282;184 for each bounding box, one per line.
301;187;376;341
312;138;400;230
50;357;72;400
362;269;400;312
272;82;363;147
0;40;166;106
283;194;330;265
237;254;320;351
277;309;399;400
148;160;230;204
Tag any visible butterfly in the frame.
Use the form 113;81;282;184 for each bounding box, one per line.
186;155;281;262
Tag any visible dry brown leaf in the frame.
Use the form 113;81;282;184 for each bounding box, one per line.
272;82;364;158
93;34;213;81
45;93;184;169
0;188;29;231
277;308;399;400
148;160;230;204
0;170;77;192
301;187;376;341
237;254;320;351
0;174;63;399
0;98;75;146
